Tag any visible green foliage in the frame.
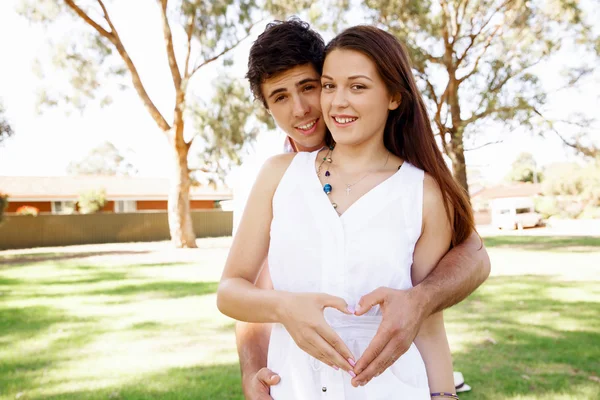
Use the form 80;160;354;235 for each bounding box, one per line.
77;189;107;214
188;75;275;184
506;152;543;183
534;196;559;219
0;193;8;224
0;100;13;144
67;142;137;176
541;161;600;218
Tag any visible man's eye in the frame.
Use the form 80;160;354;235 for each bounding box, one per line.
303;85;315;91
274;95;286;103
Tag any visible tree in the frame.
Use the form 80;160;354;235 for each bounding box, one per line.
188;75;276;186
541;161;600;218
0;100;13;144
506;152;542;183
327;0;599;194
19;0;297;248
68;141;137;176
78;189;107;214
0;193;8;224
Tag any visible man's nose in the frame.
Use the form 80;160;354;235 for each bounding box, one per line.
293;96;310;118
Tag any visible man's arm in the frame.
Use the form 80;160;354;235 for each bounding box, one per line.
351;230;491;385
414;230;491;317
235;263;278;398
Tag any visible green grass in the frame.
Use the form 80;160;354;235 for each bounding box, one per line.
483;235;600;252
1;236;599;399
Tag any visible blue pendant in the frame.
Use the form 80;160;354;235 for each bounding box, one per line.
323;183;332;194
325;171;330;177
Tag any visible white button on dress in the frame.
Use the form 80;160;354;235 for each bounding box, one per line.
267;150;430;400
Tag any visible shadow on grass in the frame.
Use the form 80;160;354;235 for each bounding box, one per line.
25;363;244;400
0;250;152;267
449;275;600;399
0;305;82;338
483;236;600;252
87;281;219;299
44;271;132;285
0;306;104;397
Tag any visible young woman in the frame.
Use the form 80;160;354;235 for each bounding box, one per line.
218;25;475;399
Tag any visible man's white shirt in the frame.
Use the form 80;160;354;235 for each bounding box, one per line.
231;133;291;235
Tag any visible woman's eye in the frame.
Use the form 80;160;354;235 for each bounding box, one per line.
352;84;366;90
322;83;334;89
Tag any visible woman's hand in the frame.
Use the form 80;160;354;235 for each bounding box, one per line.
278;292;357;375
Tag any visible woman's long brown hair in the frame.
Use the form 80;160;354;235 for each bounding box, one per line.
325;26;475;246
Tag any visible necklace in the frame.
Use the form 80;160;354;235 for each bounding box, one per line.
321;148;391;212
336;152;390;195
316;144;335;178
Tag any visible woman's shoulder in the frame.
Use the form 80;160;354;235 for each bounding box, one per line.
422;172;444;208
262;152;297;170
252;153;299;193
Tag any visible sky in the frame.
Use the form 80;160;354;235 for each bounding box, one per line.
0;0;597;187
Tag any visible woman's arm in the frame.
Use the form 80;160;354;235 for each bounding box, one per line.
217;154;293;322
412;174;456;394
217;153;355;372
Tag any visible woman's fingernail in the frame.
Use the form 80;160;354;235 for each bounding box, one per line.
333;366;339;371
348;358;356;367
349;370;356;378
347;306;355;314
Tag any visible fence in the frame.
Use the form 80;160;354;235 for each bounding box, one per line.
0;210;233;250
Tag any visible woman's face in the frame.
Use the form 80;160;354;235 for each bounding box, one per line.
320;49;399;148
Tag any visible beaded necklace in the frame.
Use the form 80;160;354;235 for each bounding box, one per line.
319;145;391;213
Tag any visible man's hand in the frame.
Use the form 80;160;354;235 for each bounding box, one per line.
351;287;427;387
279;292;356;374
243;367;280;400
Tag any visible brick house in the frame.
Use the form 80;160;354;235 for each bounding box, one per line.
0;175;232;214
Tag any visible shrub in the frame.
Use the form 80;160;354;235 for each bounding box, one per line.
78;189;107;214
16;205;39;216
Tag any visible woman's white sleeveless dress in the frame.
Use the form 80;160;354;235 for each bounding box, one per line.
267;150;430;399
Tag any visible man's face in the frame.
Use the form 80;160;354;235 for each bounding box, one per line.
261;64;327;152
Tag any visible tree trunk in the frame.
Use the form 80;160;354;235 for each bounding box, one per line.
451;143;469;196
446;69;470;197
168;118;197;248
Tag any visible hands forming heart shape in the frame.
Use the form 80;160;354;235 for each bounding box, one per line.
277;286;426;388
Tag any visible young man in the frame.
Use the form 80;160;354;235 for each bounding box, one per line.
235;18;490;399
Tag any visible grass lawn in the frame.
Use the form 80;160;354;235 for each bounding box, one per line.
1;236;599;399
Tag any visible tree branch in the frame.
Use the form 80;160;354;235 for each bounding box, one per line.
440;0;452;48
183;12;196;79
64;0;171;131
190;22;259;77
464;140;503;151
465;104;529;125
64;0;112;39
457;24;502;82
488;58;542;93
534;108;599;158
158;0;182;89
456;0;511;67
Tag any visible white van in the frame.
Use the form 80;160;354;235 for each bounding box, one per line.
491;197;543;230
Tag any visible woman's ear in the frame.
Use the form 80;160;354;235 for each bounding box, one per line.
388;93;401;111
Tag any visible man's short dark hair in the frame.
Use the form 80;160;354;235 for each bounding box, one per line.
246;18;325;108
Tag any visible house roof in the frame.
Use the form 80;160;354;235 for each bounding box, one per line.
472;183;543;200
0;176;232;201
